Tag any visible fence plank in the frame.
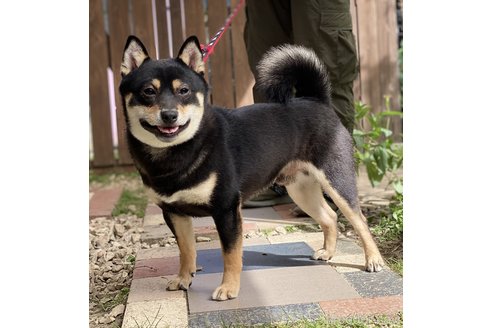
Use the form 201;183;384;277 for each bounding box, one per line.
376;0;402;138
108;0;133;165
170;0;184;56
183;0;206;42
231;0;254;107
90;0;115;167
131;0;157;59
356;0;383;114
207;0;235;108
155;0;171;59
183;0;208;83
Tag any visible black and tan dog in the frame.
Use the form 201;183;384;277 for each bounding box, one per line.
119;35;384;301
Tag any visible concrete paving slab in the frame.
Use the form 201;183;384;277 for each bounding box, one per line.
328;254;367;273
188;303;325;328
187;265;360;313
135;236;271;261
136;246;181;261
127;276;185;303
122;298;188;328
343;269;403;297
133;256;180;279
268;231;324;245
141;224;172;244
195;242;326;275
319;295;403;319
89;187;123;218
145;203;161;216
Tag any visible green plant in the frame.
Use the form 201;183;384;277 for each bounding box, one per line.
372;192;403;243
112;188;148;218
352;98;403;191
99;287;130;312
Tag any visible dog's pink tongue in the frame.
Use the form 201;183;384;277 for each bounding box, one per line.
158;126;179;134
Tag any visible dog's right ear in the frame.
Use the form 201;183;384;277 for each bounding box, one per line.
121;36;149;77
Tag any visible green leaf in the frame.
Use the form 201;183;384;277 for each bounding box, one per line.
380;128;393;137
380;110;403;117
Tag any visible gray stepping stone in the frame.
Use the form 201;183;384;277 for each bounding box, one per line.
196;242;325;274
342;269;403;297
188;303;324;328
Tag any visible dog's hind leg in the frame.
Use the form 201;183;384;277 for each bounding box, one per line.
163;212;197;291
311;165;385;272
285;172;338;261
211;199;243;301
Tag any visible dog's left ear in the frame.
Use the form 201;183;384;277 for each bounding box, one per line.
121;35;150;77
177;36;205;75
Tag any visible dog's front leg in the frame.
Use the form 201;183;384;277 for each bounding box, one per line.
211;202;243;301
163;212;197;291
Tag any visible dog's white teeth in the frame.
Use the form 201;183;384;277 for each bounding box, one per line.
158;126;179;134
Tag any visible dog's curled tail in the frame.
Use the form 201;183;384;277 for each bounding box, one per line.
256;44;331;104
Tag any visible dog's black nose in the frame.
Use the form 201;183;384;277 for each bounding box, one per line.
161;111;178;124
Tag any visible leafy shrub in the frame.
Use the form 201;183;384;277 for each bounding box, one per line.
352;98;403;192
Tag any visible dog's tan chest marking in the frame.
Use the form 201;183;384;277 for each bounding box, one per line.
147;172;217;205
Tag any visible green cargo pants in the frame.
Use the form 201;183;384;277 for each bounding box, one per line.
244;0;358;132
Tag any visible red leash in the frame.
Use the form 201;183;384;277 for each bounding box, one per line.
201;0;246;63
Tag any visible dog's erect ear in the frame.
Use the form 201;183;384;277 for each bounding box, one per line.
177;36;205;75
121;36;150;77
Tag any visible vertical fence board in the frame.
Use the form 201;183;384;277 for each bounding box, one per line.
231;0;254;107
170;0;184;56
155;0;171;59
183;0;206;43
90;0;114;167
357;0;383;114
131;0;157;59
377;0;402;138
183;0;208;83
207;0;235;108
108;0;133;165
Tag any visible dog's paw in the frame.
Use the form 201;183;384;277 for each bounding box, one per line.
212;283;239;301
311;248;334;261
167;274;193;291
365;255;385;272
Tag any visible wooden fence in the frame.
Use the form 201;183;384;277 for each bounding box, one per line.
89;0;401;168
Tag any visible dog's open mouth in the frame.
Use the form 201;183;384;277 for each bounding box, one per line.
141;120;190;139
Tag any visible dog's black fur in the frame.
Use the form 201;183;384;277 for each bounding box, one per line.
119;36;383;300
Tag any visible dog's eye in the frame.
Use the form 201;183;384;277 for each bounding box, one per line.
178;87;190;95
142;87;156;96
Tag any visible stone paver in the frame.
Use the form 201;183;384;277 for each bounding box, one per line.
189;303;325;328
319;295;403;318
89;186;123;218
122;298;188;328
187;265;360;313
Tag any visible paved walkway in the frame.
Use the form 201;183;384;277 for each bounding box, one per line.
90;171;403;327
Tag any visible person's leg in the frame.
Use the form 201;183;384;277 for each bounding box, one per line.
291;0;358;132
244;0;292;103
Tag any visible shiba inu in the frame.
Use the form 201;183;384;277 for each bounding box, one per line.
119;35;384;301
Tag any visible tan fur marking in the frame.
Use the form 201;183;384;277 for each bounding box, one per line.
151;79;161;90
285;171;338;260
124;92;205;148
279;161;384;271
172;79;183;91
179;43;205;74
212;207;243;301
121;40;148;76
166;214;197;291
147;172;217;206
